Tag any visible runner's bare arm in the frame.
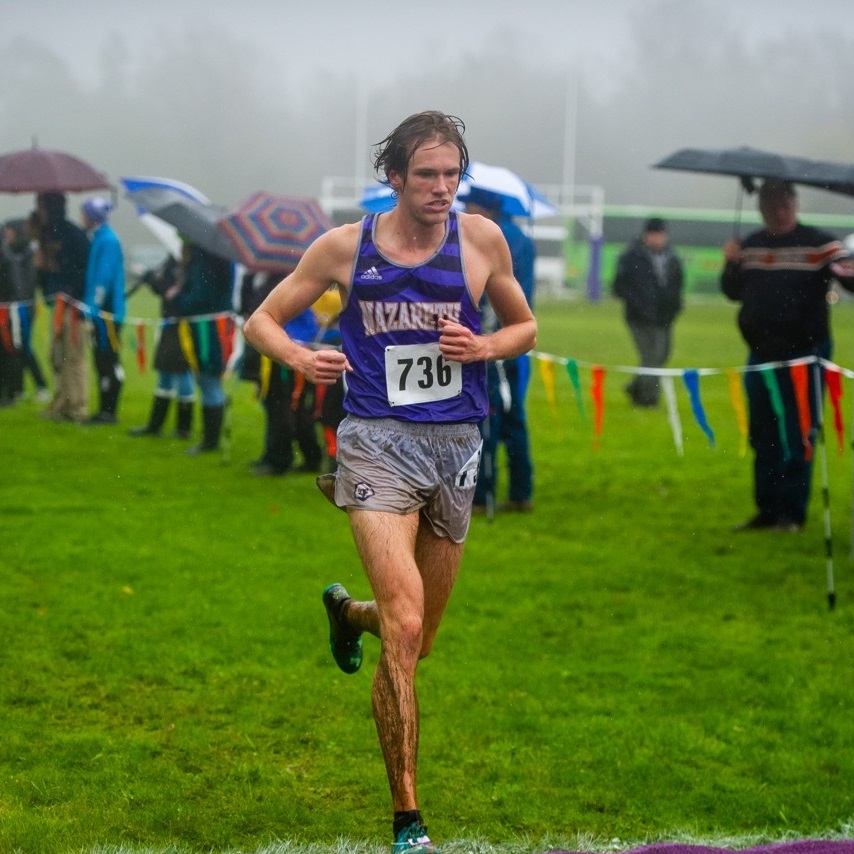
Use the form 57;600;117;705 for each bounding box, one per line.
440;215;537;363
243;225;358;384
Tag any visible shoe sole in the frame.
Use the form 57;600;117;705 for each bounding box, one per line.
322;584;362;674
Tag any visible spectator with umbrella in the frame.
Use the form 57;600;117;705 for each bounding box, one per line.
127;253;195;440
166;241;235;456
37;192;91;423
722;179;854;532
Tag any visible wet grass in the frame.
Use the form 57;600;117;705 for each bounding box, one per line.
1;295;853;852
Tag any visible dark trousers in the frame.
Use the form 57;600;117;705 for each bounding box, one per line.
744;346;827;526
93;344;123;416
0;349;23;403
92;324;123;416
474;356;533;505
261;367;322;473
625;319;673;406
23;347;48;391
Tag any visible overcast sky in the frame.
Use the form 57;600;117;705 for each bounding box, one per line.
7;0;853;89
3;0;854;244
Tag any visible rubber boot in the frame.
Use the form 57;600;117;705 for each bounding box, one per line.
128;395;170;437
186;404;223;456
174;400;194;439
102;375;123;419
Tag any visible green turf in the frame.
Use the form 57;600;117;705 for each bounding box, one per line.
1;294;853;853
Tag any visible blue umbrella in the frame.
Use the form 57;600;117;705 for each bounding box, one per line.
121;176;240;263
457;161;558;218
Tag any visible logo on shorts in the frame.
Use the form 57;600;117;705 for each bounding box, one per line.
353;482;375;502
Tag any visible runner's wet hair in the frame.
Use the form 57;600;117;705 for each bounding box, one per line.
373;111;469;190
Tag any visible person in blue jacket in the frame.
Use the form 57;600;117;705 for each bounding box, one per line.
81;197;126;424
466;189;537;514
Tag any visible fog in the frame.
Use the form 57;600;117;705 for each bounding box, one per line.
2;0;854;247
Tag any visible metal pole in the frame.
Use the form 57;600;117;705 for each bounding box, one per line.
850;378;854;559
813;361;835;609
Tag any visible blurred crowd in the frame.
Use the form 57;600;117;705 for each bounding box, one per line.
0;190;344;475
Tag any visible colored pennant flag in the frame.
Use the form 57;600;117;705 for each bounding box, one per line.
177;320;198;372
52;298;65;337
0;307;11;352
11;305;24;350
726;368;748;458
759;367;790;462
105;317;120;353
216;316;234;368
17;304;32;354
661;375;683;456
591;365;605;450
259;355;272;400
197;320;211;370
824;365;845;455
789;363;813;461
682;369;715;448
537;356;558;417
565;359;586;421
291;372;306;411
135;323;147;373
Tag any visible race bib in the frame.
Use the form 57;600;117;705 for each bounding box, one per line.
384;343;462;407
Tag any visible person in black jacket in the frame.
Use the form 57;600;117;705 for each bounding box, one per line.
613;217;684;407
37;192;91;422
127;254;196;439
722;179;854;532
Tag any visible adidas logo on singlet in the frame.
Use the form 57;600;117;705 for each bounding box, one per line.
360;266;383;281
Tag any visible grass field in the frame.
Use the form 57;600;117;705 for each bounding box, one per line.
2;294;854;854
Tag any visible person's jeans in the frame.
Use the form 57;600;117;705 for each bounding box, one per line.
474;355;533;505
744;344;829;525
196;371;225;407
156;370;195;400
625;319;672;406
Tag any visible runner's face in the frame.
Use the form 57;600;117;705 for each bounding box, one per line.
391;139;461;224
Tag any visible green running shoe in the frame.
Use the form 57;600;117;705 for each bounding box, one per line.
392;822;437;854
322;583;363;674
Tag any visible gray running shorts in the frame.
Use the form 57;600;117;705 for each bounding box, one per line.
328;415;482;543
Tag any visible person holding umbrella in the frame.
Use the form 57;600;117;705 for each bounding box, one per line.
37;192;91;423
80;197;126;424
166;240;235;455
722;179;854;532
127;254;196;440
244;110;536;854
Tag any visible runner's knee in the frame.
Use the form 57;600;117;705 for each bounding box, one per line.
383;610;424;659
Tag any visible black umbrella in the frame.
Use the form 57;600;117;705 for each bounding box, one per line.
657;145;854;610
654;145;854;196
124;185;242;263
654;145;854;237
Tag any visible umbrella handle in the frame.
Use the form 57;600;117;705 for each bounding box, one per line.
733;182;744;240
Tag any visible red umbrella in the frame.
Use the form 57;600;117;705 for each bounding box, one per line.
0;145;111;193
219;191;333;272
